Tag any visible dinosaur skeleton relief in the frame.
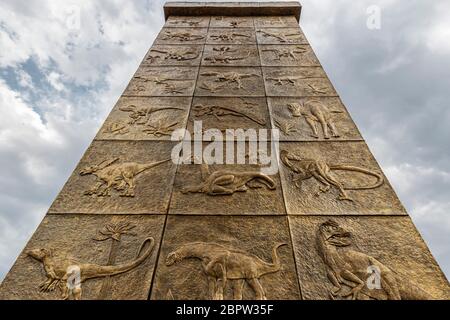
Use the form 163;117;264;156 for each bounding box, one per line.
209;33;251;42
181;161;276;196
280;150;384;202
288;101;342;139
199;71;260;92
317;220;434;300
27;231;155;300
166;242;287;300
257;30;303;43
192;102;266;126
160;30;205;42
146;48;201;64
80;158;171;197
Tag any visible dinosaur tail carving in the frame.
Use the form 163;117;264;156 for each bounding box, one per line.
138;159;172;174
261;243;287;275
93;237;155;278
329;165;384;190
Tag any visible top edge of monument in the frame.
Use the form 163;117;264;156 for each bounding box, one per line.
164;2;302;22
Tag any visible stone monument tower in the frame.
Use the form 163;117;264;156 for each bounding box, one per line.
0;2;448;300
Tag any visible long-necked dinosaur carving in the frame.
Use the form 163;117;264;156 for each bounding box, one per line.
80;158;171;197
280;150;384;202
181;160;276;196
193;103;266;126
166;242;287;300
317;220;435;300
288;101;342;139
27;237;155;300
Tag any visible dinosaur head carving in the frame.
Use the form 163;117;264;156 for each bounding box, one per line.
319;220;352;247
165;251;182;266
79;158;119;175
27;248;52;261
287;103;303;117
280;150;302;173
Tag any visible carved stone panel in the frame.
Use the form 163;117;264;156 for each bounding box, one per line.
202;45;260;66
124;66;197;97
254;16;299;28
96;97;191;141
166;16;210;28
278;141;407;215
151;215;301;300
195;67;265;97
256;28;307;45
187;97;270;140
49;141;177;214
207;28;256;45
142;45;203;66
268;97;363;141
259;44;320;67
155;28;207;45
209;16;254;29
263;67;337;97
169;149;286;215
289;216;450;300
0;215;164;300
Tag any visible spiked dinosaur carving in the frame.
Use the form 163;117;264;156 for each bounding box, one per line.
181;158;276;196
166;242;287;300
27;237;155;300
80;158;171;197
317;220;434;300
280;150;384;202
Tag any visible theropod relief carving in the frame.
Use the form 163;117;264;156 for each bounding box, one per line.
160;30;205;42
131;75;192;94
199;71;260;92
80;158;171;197
166;242;287;300
257;30;303;43
27;232;155;300
146;47;201;64
262;47;307;61
317;220;435;300
288;101;342;139
280;150;384;202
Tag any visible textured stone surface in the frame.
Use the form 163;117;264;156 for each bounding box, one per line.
209;16;254;28
0;215;164;300
259;44;319;66
142;45;203;66
196;67;265;96
289;216;450;300
151;215;301;300
49;141;177;214
256;27;307;44
268;97;362;141
254;16;299;28
279;141;407;215
187;97;270;140
156;27;207;45
124;66;198;97
202;44;260;66
166;16;211;28
96;97;191;141
207;28;256;44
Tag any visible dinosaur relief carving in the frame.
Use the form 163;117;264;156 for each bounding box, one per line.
142;119;179;137
27;234;155;300
262;47;307;61
280;150;384;202
193;101;266;126
274;119;297;136
146;48;200;64
132;75;191;94
317;220;435;300
266;75;313;86
166;242;287;300
103;122;130;136
210;33;251;42
160;30;205;42
257;30;303;43
204;48;251;64
80;158;171;197
307;83;329;95
181;161;276;196
167;19;202;27
288;101;342;139
199;71;260;92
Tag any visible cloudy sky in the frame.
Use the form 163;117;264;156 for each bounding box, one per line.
0;0;449;282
